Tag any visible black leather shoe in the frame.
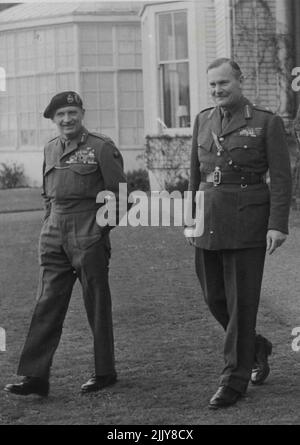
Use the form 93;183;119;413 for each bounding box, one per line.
81;373;117;393
251;335;272;385
209;386;242;409
4;377;49;397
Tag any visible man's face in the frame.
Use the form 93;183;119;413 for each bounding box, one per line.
52;106;85;139
208;63;243;109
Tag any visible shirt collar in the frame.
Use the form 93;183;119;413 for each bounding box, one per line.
59;126;88;147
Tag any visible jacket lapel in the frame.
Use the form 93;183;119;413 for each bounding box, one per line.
60;138;79;160
59;128;88;161
220;98;249;136
221;111;247;136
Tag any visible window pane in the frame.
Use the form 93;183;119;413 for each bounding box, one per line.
79;24;113;68
174;12;188;59
81;72;115;134
161;62;190;128
158;13;172;61
0;33;15;76
35;29;55;73
55;25;75;69
56;73;75;91
16;30;35;74
37;75;56;112
116;25;142;68
118;71;144;145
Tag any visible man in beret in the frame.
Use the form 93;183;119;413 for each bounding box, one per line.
185;59;292;409
5;91;127;396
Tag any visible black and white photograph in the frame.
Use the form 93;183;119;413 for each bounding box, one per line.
0;0;299;427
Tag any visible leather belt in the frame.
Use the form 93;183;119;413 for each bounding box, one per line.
203;171;265;187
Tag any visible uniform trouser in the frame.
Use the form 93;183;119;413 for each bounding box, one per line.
195;246;266;394
17;211;115;379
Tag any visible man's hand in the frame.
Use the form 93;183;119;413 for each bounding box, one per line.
185;236;197;247
184;227;197;247
266;230;287;255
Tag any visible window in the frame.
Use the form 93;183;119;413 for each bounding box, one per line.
80;24;113;68
116;25;142;68
0;78;17;147
0;20;144;151
158;11;190;129
16;31;36;74
81;72;116;141
79;23;143;147
17;76;37;147
56;26;75;70
35;29;55;73
118;71;144;145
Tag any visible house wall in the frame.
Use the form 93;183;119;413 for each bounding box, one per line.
0;10;145;186
231;0;285;112
215;0;231;58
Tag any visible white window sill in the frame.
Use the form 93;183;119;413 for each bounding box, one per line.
162;127;192;137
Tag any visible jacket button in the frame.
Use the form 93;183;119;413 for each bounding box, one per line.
219;137;224;142
243;145;248;149
210;230;214;234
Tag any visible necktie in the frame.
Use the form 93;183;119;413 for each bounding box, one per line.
221;110;231;131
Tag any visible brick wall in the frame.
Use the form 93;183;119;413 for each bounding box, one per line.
232;0;280;111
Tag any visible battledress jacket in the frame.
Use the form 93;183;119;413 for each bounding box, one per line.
41;127;127;245
189;97;292;250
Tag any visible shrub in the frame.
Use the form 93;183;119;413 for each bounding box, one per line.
165;176;189;195
0;162;26;189
126;168;150;192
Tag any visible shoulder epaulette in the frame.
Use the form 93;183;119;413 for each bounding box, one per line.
200;106;215;114
252;104;274;114
89;131;114;144
46;135;59;143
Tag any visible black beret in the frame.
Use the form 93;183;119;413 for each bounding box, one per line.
43;91;83;119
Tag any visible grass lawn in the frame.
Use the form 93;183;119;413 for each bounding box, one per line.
0;210;299;425
0;188;43;213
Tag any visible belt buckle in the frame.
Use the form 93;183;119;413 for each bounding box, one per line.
213;168;221;186
241;175;248;189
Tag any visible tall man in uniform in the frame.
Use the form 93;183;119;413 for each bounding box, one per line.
185;59;292;409
5;91;127;396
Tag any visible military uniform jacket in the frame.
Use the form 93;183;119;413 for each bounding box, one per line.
42;127;127;221
189;96;292;250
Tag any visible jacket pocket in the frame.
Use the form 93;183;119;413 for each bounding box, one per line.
227;136;263;152
197;133;213;152
67;163;101;197
68;164;99;176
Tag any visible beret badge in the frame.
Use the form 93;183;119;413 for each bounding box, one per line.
67;94;75;104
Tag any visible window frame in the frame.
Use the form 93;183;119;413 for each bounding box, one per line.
156;9;191;133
